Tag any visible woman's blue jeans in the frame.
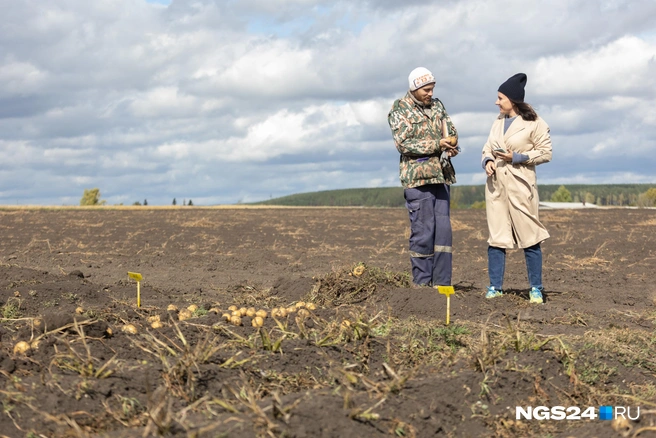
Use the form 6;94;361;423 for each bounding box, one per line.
488;243;543;290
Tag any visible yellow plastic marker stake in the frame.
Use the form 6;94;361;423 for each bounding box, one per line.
437;286;455;325
128;272;143;307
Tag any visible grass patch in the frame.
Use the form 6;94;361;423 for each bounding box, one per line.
1;298;22;320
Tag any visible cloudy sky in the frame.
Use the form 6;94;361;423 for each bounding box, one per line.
1;0;655;205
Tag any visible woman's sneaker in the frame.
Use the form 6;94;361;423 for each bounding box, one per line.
529;287;544;304
485;286;503;299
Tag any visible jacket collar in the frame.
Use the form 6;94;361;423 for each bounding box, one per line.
497;114;526;139
404;92;432;109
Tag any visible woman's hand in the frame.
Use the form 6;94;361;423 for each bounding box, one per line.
485;160;496;177
493;150;513;162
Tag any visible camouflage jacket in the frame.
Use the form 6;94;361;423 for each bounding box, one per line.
388;92;458;188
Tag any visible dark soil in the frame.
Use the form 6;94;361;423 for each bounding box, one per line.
0;206;655;437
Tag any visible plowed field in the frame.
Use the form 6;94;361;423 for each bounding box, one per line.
0;207;655;437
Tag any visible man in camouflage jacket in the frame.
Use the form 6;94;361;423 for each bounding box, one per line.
388;67;460;287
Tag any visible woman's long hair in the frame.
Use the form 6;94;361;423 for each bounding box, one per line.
511;100;538;121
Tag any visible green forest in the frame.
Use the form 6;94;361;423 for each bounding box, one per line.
253;184;656;208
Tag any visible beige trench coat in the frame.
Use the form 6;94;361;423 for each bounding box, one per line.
481;115;552;249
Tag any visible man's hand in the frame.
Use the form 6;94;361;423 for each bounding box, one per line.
439;138;458;156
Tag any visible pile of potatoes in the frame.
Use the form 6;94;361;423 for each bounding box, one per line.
130;301;319;332
222;306;268;327
166;303;200;322
221;301;317;327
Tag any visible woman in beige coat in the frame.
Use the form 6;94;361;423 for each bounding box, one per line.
481;73;552;303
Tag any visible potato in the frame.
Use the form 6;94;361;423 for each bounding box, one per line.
187;304;198;313
295;301;306;309
151;320;163;329
306;303;317;311
122;324;138;334
167;304;178;312
251;316;264;327
222;313;232;322
178;309;193;321
147;315;160;324
75;306;84;315
239;307;248;316
228;305;238;312
255;309;267;318
246;307;256;317
14;341;30;354
611;416;631;433
230;315;242;326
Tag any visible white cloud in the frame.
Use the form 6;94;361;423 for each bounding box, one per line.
349;99;388;127
1;0;655;205
533;36;656;98
128;87;201;117
0;61;48;95
450;112;497;138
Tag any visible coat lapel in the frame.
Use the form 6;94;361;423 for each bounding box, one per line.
504;117;526;141
494;118;507;149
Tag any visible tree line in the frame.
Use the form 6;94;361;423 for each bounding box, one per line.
79;189;194;206
254;184;656;208
79;185;656;208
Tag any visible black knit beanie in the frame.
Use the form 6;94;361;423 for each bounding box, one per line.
498;73;527;103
